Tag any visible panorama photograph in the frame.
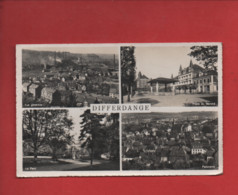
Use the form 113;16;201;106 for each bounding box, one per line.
22;109;120;171
122;111;219;170
21;46;119;107
121;45;220;107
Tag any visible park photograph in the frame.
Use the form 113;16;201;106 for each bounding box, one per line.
22;109;120;171
121;44;220;107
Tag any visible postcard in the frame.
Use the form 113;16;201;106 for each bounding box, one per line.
16;43;222;177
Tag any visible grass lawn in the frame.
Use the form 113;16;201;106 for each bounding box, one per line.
23;157;71;171
23;157;120;171
69;160;120;171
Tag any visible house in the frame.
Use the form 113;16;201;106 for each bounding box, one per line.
66;82;78;90
136;72;149;89
169;146;189;163
174;60;218;94
28;84;42;99
57;90;72;105
22;82;32;93
191;142;207;155
78;75;86;81
205;132;214;138
57;83;67;91
109;87;119;98
160;150;169;163
206;149;215;162
110;70;119;77
41;87;57;103
122;157;134;162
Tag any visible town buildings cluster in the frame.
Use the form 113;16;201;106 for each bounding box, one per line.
136;60;218;95
22;52;119;107
122;114;218;170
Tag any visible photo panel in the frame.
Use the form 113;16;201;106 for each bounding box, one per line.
120;44;221;107
16;43;222;177
18;45;119;108
122;111;221;172
19;108;120;175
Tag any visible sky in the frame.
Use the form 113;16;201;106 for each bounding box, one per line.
135;46;201;79
23;46;119;55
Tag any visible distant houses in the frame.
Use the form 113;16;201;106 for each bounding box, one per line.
109;87;119;99
122;116;218;170
136;72;150;89
41;87;57;103
23;82;42;100
22;82;32;93
28;84;42;100
22;52;119;107
22;80;119;106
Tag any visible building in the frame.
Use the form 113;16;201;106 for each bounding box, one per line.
193;70;218;93
136;72;150;89
22;82;32;93
169;146;189;163
28;84;42;99
191;142;206;155
57;90;72;105
147;60;218;95
41;87;57;103
109;87;119;99
148;77;177;95
175;60;218;94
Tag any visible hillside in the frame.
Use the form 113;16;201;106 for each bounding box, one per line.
22;49;118;69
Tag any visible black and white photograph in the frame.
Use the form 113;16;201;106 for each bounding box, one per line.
22;109;120;171
121;44;221;107
122;111;220;171
20;46;119;107
16;43;223;177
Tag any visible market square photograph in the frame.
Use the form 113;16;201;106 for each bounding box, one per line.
121;45;220;107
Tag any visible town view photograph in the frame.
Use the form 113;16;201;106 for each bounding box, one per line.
122;111;218;170
22;46;119;107
22;109;120;171
121;45;219;107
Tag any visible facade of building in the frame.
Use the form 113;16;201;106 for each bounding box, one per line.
174;60;218;94
192;70;218;93
147;60;218;95
28;84;42;99
136;72;150;89
41;87;57;103
191;142;207;155
22;82;32;93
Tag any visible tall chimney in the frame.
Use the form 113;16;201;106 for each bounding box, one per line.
113;54;116;70
54;51;56;65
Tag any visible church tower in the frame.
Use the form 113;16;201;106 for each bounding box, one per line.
189;60;193;67
179;65;182;75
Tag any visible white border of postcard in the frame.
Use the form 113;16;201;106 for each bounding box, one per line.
16;43;223;177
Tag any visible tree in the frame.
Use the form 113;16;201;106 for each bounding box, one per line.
121;46;136;103
202;125;212;134
104;113;119;160
79;110;104;165
188;46;218;70
46;111;73;160
23;110;73;162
